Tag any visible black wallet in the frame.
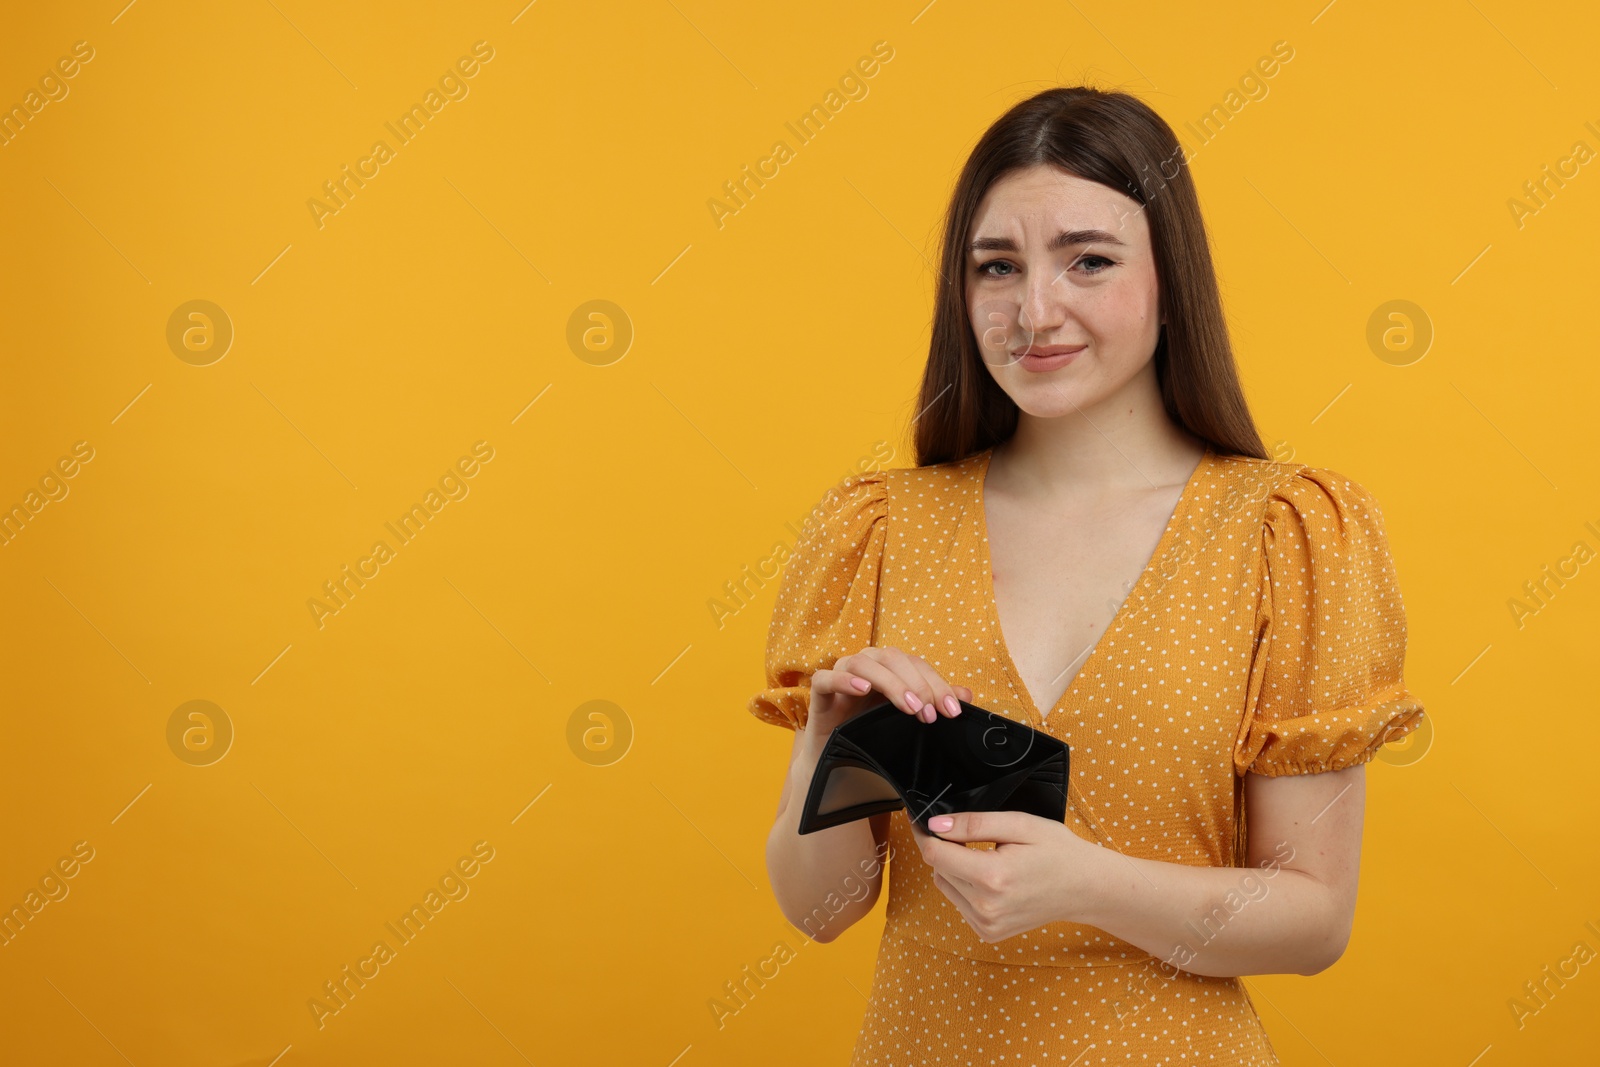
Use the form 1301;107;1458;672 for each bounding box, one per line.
797;699;1069;835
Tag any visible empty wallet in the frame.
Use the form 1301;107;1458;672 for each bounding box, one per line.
797;699;1069;836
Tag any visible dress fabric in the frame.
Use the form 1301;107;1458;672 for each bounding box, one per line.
748;444;1426;1065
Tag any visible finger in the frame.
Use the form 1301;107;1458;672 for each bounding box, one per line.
930;810;1044;844
810;665;872;700
930;870;982;930
919;829;995;886
928;863;985;895
852;647;947;722
923;811;1045;883
878;647;962;722
903;655;966;720
873;647;943;722
825;650;924;718
923;848;983;898
916;816;989;882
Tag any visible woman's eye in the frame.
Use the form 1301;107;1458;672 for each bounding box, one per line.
977;255;1114;278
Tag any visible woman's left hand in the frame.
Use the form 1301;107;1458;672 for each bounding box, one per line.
910;811;1107;943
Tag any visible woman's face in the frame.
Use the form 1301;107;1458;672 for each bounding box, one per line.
964;164;1163;419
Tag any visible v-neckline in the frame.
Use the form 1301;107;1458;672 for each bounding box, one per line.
972;443;1213;728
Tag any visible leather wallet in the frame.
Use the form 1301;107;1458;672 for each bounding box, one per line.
797;699;1069;836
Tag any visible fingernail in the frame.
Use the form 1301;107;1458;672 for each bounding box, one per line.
943;695;960;716
851;677;871;692
929;816;953;832
904;690;923;713
921;707;935;723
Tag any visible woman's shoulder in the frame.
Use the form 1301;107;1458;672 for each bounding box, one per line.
880;448;991;498
788;466;892;561
1209;448;1393;549
802;451;987;534
1212;448;1384;504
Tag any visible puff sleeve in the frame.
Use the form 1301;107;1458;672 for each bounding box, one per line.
746;469;890;732
1234;466;1426;776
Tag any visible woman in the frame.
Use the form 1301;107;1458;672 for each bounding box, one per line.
751;86;1425;1064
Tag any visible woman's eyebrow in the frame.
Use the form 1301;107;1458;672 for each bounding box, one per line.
969;228;1127;253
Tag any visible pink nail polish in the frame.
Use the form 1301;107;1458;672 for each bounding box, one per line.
905;690;923;713
943;695;960;716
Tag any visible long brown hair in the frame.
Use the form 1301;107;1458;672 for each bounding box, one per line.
912;86;1268;467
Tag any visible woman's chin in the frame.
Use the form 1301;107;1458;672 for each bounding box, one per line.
994;378;1104;419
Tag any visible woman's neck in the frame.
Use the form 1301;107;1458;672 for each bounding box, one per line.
991;369;1205;502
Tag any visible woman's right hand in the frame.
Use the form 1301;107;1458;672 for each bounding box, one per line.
803;646;974;744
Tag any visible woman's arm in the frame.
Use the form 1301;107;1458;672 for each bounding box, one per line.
1077;765;1365;977
765;647;974;944
914;764;1365;977
765;725;891;944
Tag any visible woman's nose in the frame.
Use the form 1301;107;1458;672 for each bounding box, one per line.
1019;270;1066;337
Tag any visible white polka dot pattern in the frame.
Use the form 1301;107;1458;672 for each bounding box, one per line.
748;445;1425;1063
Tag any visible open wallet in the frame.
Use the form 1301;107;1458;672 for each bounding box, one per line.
796;699;1070;836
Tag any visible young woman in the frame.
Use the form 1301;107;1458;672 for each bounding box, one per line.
752;86;1425;1064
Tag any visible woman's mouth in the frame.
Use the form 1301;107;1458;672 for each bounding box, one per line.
1014;344;1085;372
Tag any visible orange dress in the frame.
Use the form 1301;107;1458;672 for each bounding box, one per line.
748;443;1426;1065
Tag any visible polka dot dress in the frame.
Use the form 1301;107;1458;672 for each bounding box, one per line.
749;443;1425;1064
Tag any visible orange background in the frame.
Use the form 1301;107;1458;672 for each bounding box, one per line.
1;1;1597;1064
